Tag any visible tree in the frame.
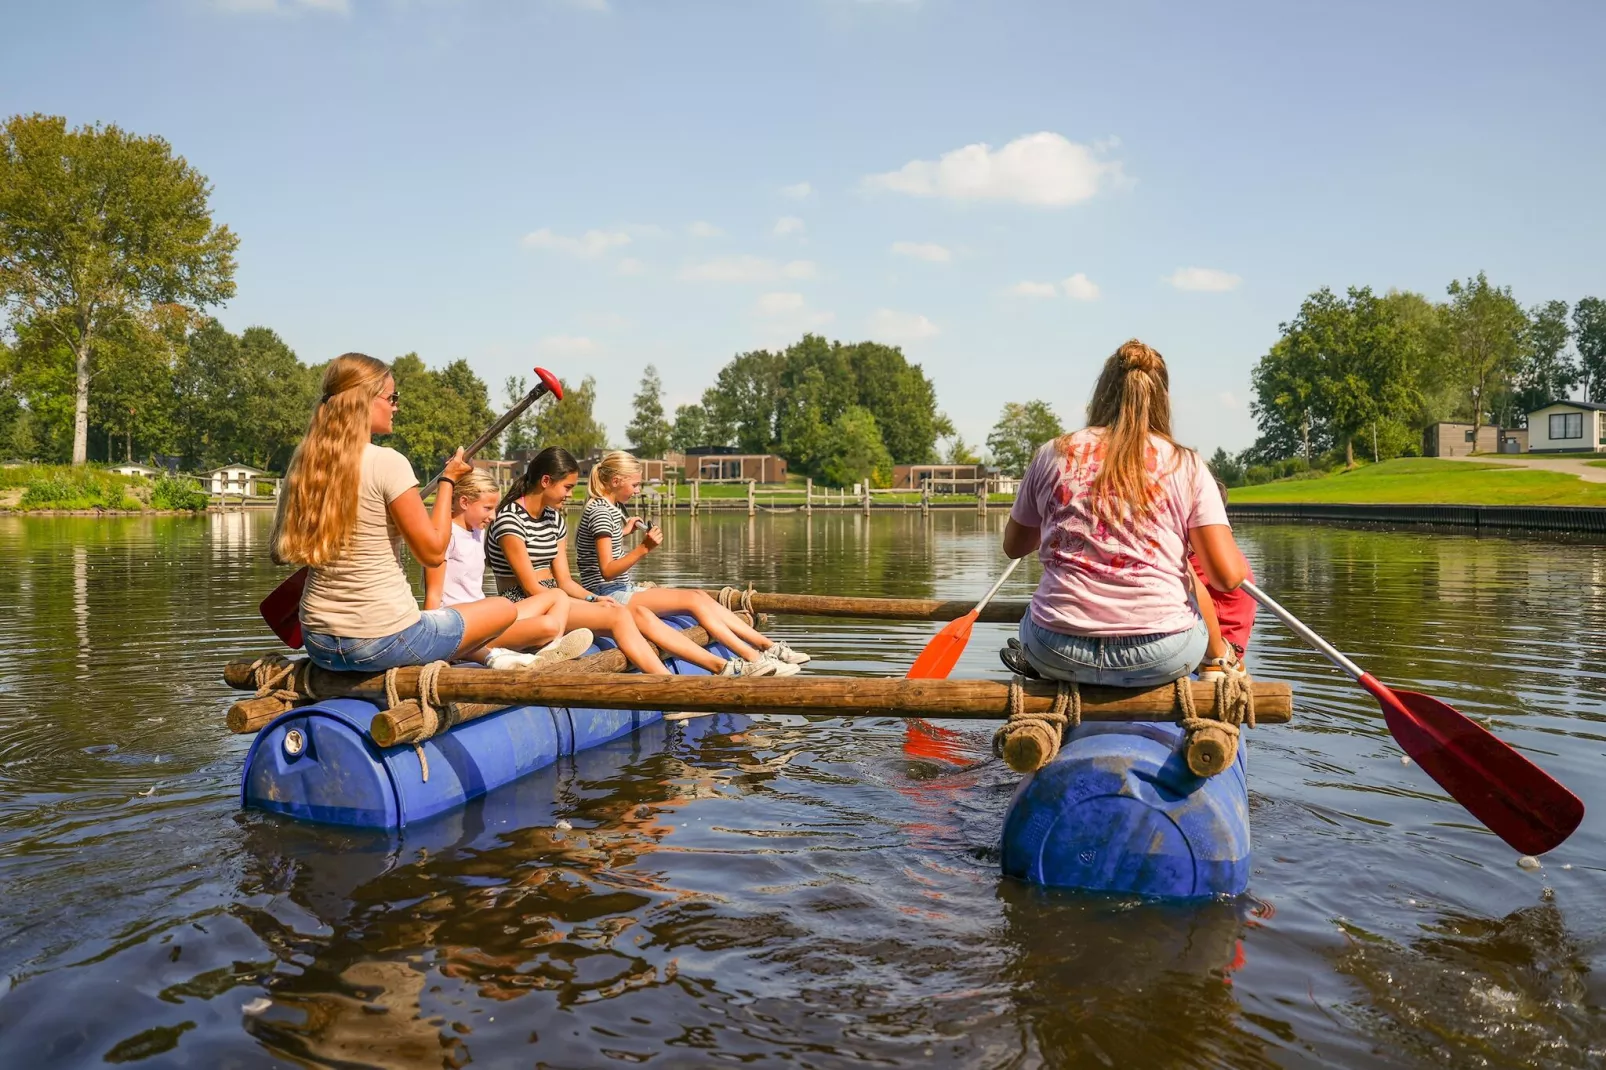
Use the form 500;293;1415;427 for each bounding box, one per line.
625;364;672;458
1510;300;1576;417
1249;337;1321;463
819;406;893;488
943;434;980;465
669;402;710;451
703;350;785;454
388;353;495;475
1208;447;1245;488
987;400;1064;476
0;114;238;464
1443;273;1526;449
533;374;606;458
1575;297;1606;403
501;375;537;455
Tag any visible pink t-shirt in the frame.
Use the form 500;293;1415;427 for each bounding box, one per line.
1011;430;1229;637
441;523;488;608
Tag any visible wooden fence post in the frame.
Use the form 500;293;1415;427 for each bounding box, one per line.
921;481;930;515
747;480;756;516
862;482;871;514
804;476;813;515
977;477;987;515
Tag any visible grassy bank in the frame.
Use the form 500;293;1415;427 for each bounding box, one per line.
0;464;209;512
1228;459;1606;506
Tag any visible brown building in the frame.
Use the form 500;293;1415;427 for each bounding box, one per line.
1422;423;1526;457
891;463;988;490
687;450;788;482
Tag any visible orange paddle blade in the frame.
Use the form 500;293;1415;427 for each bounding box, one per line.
905;610;979;680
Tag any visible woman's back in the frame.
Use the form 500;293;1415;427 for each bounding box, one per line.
1014;428;1225;637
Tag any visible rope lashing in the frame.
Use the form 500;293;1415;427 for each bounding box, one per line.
384;661;450;781
716;584;758;627
1178;671;1257;777
248;654;320;704
992;677;1080;773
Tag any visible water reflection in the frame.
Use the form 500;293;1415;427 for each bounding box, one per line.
0;513;1604;1067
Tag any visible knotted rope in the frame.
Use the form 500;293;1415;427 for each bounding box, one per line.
1178;671;1257;777
384;661;450;781
247;654;321;705
992;677;1080;773
716;584;757;627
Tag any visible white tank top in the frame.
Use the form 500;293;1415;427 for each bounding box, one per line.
441;523;488;607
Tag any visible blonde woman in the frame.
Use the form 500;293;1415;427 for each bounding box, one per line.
421;468;593;670
271;353;518;672
577;450;809;672
1001;339;1249;687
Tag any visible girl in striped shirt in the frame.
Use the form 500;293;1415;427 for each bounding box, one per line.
488;448;782;677
577;451;809;671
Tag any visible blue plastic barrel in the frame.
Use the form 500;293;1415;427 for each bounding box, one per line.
999;721;1250;899
241;616;725;829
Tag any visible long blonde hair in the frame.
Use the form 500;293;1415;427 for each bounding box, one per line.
271;353;392;566
450;469;499;513
588;449;643;498
1067;339;1187;527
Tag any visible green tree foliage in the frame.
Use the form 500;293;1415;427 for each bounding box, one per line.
1208;447;1245;488
669;402;710;451
532;374;606;458
1511;300;1576;416
943;434;980;465
501;375;538;455
987;400;1064;476
706;350;785;454
1574;297;1606;403
819;406;894;488
625;364;672;458
0;114;238;464
1249;337;1324;463
387;353;495;475
1443;273;1526;445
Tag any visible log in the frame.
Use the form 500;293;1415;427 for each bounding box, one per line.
369;699;509;748
226;695;300;734
708;591;1030;623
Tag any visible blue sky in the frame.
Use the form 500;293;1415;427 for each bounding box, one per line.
4;0;1603;456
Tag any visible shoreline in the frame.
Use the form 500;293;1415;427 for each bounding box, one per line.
1228;501;1606;534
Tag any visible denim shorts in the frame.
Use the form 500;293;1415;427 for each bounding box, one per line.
1018;615;1208;689
303;608;467;672
594;581;637;604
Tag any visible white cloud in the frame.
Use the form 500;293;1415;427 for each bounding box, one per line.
773;216;806;237
890;240;952;263
757;292;806;315
1063;272;1100;301
1165;267;1242;292
780;181;812;199
677;256;817;283
209;0;348;11
864;131;1120;207
522;227;631;258
538;335;599;355
687;220;724;238
615;257;645;276
1010;281;1059;298
869;308;939;340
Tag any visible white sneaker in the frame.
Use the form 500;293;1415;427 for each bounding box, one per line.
761;641;811;666
718;658;778;678
536;628;594;664
766;660;802;677
486;649;541;671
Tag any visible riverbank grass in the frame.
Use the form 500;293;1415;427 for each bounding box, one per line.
0;464;209;512
1229;458;1606;506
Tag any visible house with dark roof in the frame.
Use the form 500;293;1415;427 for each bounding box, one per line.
1527;400;1606;453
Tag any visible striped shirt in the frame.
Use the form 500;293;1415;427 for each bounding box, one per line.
486;499;567;601
576;496;628;590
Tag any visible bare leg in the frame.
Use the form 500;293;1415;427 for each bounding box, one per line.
565;599;671;675
450;597;518;659
629;602;726;673
467;588;570;660
626;588;764;662
1192;570;1228;660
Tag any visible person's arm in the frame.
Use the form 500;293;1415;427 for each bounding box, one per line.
550;536;600;601
597;532;654;580
423;557;446;610
389;449;472;568
1188;525;1248;591
1003;518;1040;559
498;533;547;598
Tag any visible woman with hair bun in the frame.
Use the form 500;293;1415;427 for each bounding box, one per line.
271;353;519;672
1000;339;1250;687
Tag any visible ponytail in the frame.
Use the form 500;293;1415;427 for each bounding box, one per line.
589;449;644;498
1070;338;1185;527
450;469;498;512
500;446;580;510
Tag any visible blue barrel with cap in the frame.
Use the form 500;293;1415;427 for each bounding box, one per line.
241;616;726;829
999;720;1250;899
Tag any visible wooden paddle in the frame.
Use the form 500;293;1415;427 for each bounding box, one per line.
907;557;1023;679
1242;580;1583;856
258;367;564;649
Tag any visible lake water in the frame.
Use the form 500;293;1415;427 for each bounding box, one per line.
1;510;1603;1068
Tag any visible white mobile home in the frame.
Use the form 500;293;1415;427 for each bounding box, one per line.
108;462;161;478
204;463;270;495
1526;401;1606;453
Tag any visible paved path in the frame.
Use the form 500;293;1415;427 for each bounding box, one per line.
1433;453;1606;483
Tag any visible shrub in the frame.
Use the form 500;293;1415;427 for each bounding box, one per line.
151;474;210;511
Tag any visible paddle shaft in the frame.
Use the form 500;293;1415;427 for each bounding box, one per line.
1240;580;1363;681
420;374;556;495
972;557;1022;617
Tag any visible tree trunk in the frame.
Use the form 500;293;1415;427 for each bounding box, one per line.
1302;411;1311;462
71;338;92;466
1345;436;1354;468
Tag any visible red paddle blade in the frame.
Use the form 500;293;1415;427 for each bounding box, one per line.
1360;675;1584;856
905;612;979;680
260;567;309;649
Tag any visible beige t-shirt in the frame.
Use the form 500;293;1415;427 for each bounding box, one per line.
299;443;422;638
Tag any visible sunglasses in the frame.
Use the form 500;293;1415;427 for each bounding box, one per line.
384;391;400;406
